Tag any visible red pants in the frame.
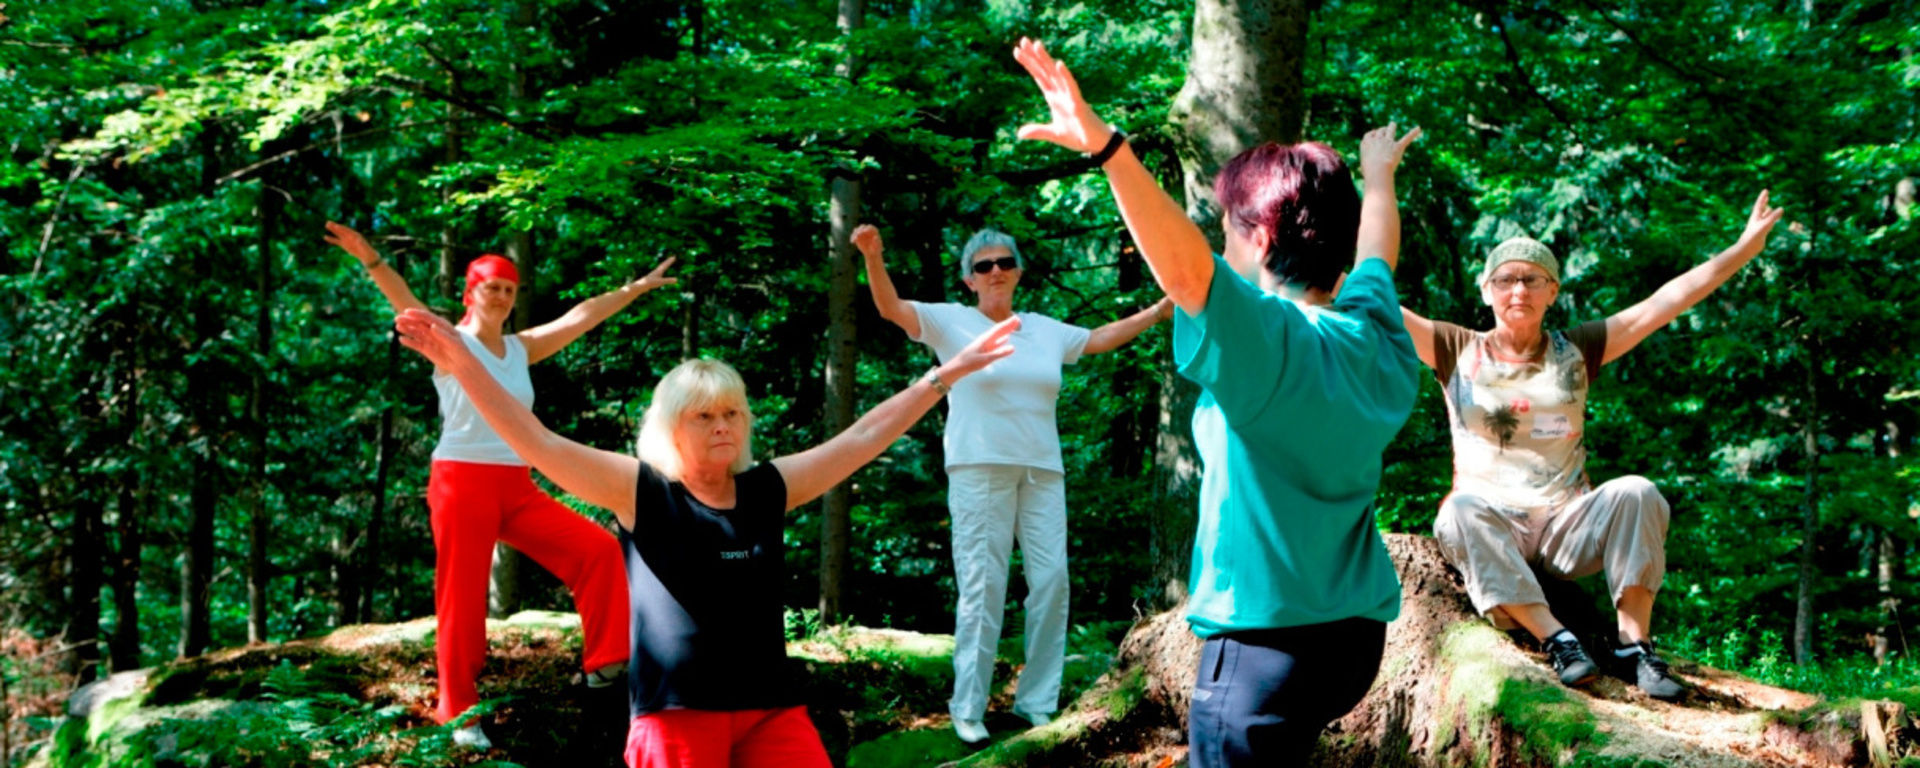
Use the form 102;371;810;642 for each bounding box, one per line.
429;460;629;723
623;707;831;768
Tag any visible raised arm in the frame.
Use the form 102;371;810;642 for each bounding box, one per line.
1599;190;1785;365
394;308;642;527
325;221;429;315
854;224;921;338
518;258;677;364
1013;39;1215;316
1355;124;1422;272
771;317;1019;511
1084;297;1173;355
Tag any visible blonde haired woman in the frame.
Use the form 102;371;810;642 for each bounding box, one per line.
392;307;1019;768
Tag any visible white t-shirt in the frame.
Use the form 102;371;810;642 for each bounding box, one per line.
431;329;536;466
909;301;1092;473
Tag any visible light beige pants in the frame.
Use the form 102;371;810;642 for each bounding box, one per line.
1434;476;1670;626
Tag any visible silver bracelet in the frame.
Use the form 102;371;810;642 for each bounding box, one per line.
923;368;951;396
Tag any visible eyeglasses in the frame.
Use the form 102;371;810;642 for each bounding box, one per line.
1488;274;1555;291
971;256;1020;274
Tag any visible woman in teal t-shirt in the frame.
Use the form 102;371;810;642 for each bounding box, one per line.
1014;39;1424;765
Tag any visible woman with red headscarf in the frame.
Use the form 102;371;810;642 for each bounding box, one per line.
325;221;676;750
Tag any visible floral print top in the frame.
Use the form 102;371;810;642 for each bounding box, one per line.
1432;320;1608;510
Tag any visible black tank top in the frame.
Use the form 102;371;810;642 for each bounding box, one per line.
621;462;802;717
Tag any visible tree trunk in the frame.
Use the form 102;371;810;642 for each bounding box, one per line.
180;126;222;660
490;9;540;616
247;178;281;645
110;476;143;672
818;0;864;624
68;497;104;684
1150;0;1310;610
1793;340;1820;667
1875;419;1901;666
359;316;400;625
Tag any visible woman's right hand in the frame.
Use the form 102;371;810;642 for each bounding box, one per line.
851;224;883;260
1358;123;1421;184
394;308;476;373
1012;38;1112;154
323;221;380;266
939;316;1021;381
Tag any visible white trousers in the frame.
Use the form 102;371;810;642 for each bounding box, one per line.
946;464;1069;720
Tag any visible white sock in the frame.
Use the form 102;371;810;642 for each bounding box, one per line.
1547;629;1578;645
1614;642;1646;658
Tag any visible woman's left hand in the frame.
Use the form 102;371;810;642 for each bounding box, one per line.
943;316;1021;380
634;257;679;292
393;308;477;373
1012;38;1112;154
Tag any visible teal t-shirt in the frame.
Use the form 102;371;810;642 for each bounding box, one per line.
1174;255;1421;637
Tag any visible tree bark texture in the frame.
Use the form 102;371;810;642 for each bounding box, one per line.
1152;0;1309;611
179;126;223;660
247;175;281;645
1794;341;1820;667
818;0;864;624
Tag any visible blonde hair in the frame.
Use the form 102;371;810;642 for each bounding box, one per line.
636;358;755;481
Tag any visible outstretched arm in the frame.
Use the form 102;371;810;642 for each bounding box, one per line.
325;221;429;315
1600;190;1785;365
854;224;922;338
1084;297;1173;355
1013;39;1216;316
519;258;678;364
771;317;1020;511
394;308;642;527
1355;124;1422;272
1400;306;1438;369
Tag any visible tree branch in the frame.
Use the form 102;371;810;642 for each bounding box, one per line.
215;117;477;185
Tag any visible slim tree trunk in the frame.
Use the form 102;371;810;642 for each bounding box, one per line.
360;313;401;624
490;3;540;618
1875;419;1901;665
247;179;281;645
819;0;864;624
180;126;223;659
1792;340;1819;666
1152;0;1309;610
110;479;143;672
68;497;104;684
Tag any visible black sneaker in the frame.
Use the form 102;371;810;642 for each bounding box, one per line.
1545;634;1599;686
1619;641;1684;700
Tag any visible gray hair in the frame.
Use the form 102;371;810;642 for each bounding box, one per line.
636;358;754;481
959;228;1025;280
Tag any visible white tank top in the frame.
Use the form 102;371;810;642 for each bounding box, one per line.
430;329;535;465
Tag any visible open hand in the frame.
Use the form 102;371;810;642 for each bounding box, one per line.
1012;38;1111;154
1359;123;1421;183
323;221;379;265
946;316;1020;379
636;257;679;292
393;309;475;372
851;224;883;260
1738;190;1786;250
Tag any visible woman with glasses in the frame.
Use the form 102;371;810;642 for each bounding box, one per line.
853;223;1170;743
1399;193;1783;700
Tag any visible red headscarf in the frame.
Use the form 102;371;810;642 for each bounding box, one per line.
461;254;520;323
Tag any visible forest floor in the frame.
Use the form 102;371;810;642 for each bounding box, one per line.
30;538;1920;767
29;610;1132;768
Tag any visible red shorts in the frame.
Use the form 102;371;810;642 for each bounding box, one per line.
623;706;831;768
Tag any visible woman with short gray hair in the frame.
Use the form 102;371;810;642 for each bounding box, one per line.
854;223;1170;743
1400;193;1785;700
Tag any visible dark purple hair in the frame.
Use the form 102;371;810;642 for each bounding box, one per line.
1213;142;1359;293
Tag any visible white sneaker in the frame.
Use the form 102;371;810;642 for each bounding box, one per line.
1018;710;1053;727
451;722;492;750
584;662;626;689
952;718;989;743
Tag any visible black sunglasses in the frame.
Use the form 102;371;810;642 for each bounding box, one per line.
971;256;1020;274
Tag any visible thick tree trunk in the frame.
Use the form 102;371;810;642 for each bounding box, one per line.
977;535;1886;767
490;6;541;617
1793;342;1819;667
1152;0;1310;610
818;0;864;624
